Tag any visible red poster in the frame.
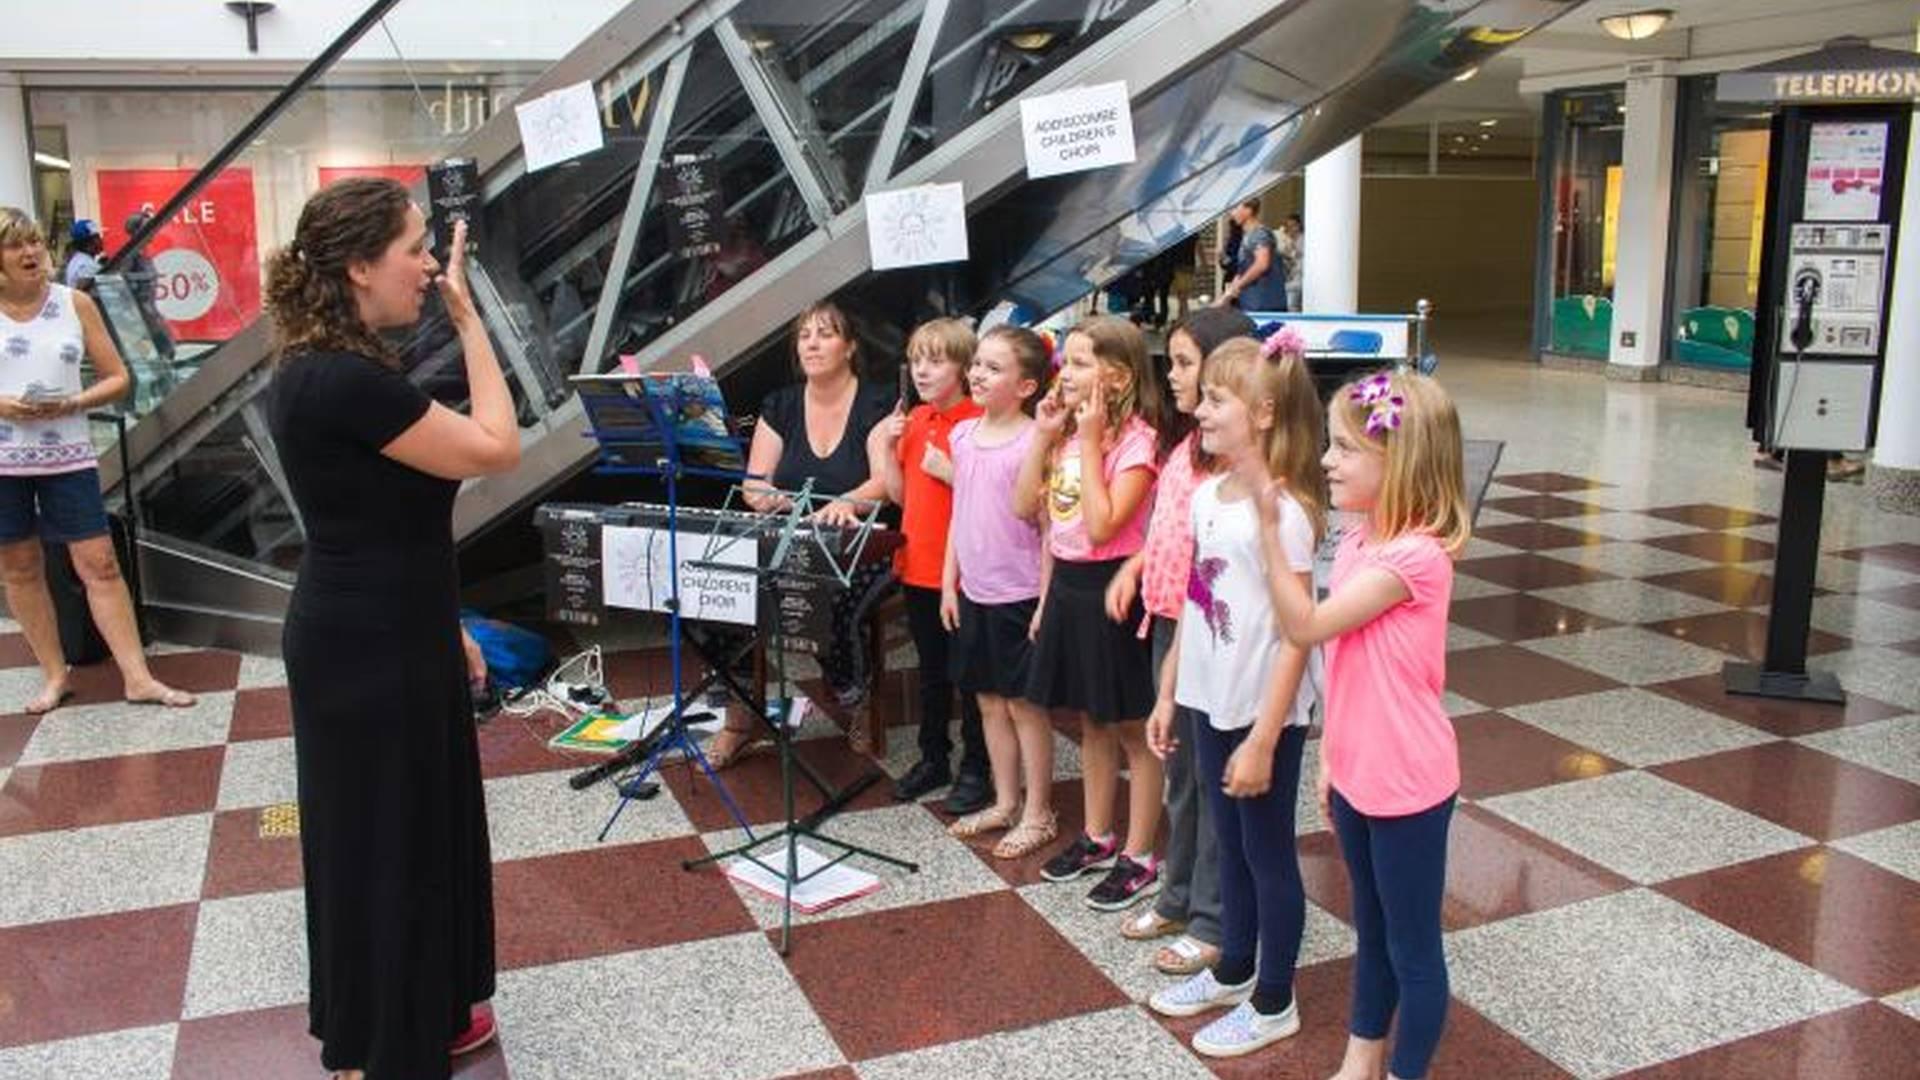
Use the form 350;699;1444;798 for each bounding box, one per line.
96;168;259;342
317;164;426;189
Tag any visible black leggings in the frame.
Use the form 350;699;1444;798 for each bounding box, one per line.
902;584;986;775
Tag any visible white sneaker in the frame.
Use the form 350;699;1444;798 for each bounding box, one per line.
1147;968;1254;1018
1192;999;1301;1058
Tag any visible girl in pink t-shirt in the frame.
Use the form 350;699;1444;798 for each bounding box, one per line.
1013;316;1170;912
1241;371;1472;1080
941;326;1059;860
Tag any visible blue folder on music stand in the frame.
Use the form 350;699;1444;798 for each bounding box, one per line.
573;370;746;472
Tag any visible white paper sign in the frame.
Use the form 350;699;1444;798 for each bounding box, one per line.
515;81;606;173
600;526;758;626
865;182;969;270
1019;81;1136;179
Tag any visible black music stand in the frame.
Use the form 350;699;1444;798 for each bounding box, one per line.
684;480;919;955
571;371;756;843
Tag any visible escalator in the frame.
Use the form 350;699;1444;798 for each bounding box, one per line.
93;0;1588;649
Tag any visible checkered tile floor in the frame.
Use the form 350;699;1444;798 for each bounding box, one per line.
3;360;1920;1078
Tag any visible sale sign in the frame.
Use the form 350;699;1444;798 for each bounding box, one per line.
95;167;260;342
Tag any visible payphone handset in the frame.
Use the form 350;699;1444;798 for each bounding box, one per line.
1788;265;1821;353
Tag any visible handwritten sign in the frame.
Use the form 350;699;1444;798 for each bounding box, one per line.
1019;81;1136;179
516;81;605;173
865;182;969;271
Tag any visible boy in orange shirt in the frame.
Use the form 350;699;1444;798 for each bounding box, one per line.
870;318;989;813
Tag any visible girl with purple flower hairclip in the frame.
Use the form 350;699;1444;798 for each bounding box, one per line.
1231;369;1471;1080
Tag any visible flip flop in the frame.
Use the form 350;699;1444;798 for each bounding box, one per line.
1154;934;1221;976
126;687;196;708
1120;906;1186;941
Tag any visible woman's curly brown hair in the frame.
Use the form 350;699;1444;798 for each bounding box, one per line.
263;177;412;365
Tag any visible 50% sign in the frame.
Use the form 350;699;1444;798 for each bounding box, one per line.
150;248;222;322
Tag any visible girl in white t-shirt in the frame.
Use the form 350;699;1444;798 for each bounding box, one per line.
1144;331;1326;1058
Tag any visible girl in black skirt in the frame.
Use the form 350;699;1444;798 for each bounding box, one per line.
1012;315;1172;912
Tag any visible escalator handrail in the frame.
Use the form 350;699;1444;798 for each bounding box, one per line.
100;0;409;275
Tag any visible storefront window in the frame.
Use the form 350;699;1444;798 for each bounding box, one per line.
1667;77;1772;371
1544;87;1625;359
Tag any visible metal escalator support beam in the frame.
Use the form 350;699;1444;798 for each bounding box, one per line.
714;15;850;228
864;0;951;193
101;0;408;274
581;47;691;378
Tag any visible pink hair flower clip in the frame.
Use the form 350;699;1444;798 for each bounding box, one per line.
1350;372;1404;436
1260;325;1307;360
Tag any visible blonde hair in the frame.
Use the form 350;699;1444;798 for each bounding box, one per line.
1204;338;1327;541
0;207;46;259
1065;314;1169;441
1331;371;1471;554
907;317;975;372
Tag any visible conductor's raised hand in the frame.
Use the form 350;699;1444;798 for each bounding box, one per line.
434;219;477;325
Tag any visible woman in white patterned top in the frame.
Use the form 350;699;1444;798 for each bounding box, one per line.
0;206;194;714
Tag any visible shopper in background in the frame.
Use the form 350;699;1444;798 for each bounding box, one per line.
0;206;195;716
1218;199;1289;313
1279;214;1305;313
62;219;105;290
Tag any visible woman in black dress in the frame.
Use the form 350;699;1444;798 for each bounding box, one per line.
707;301;895;765
262;178;520;1080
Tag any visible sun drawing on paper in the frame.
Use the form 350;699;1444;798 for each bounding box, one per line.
878;188;953;265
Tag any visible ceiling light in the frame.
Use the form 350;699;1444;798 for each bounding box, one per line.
1599;8;1672;41
1453;66;1480;83
1478;118;1499;127
32;152;70;171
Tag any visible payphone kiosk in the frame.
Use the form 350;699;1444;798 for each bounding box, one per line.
1719;41;1913;703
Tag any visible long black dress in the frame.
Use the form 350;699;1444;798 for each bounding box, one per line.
268;349;495;1079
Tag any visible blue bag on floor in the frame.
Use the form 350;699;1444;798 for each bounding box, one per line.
458;612;552;690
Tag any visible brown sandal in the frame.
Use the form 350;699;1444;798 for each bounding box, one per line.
949;803;1021;839
991;811;1059;860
